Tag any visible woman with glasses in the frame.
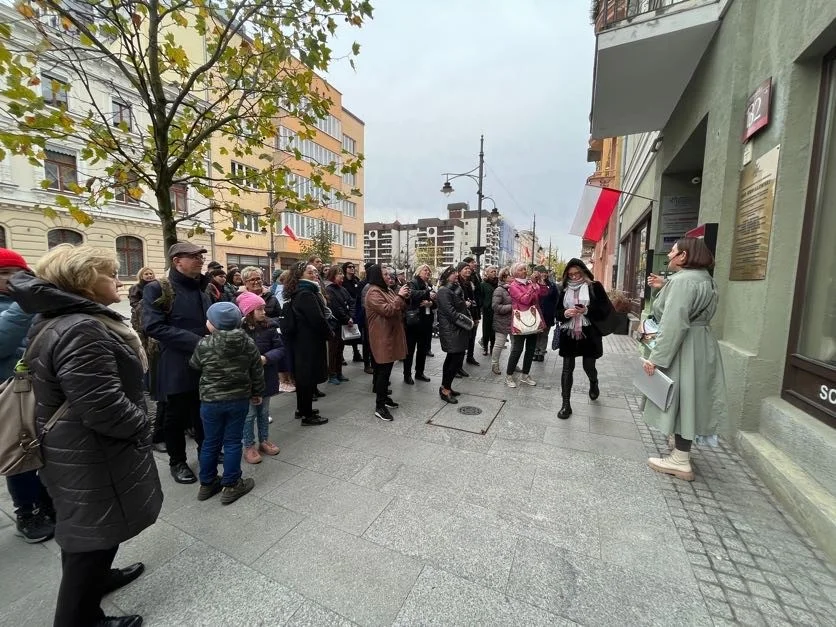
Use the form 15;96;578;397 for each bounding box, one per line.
555;258;610;419
239;266;281;320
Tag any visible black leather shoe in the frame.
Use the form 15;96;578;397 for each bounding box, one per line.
439;388;458;404
457;369;470;378
170;463;196;484
301;415;329;426
295;409;320;419
466;358;480;366
558;401;572;420
404;375;415;385
95;616;143;627
589;380;600;401
102;563;145;596
450;389;461;397
314;388;326;398
415;374;431;382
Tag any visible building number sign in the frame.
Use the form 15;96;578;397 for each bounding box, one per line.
743;78;772;142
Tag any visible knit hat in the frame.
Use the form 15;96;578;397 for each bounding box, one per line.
237;291;265;317
0;248;29;270
207;301;242;331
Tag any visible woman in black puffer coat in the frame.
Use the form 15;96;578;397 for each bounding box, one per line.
435;265;471;404
9;245;162;627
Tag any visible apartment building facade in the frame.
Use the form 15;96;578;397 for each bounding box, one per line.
588;0;836;557
364;219;466;272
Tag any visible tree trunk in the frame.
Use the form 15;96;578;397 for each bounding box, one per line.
155;182;178;264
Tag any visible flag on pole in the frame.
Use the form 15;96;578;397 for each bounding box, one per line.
569;185;622;242
282;224;298;241
523;246;531;260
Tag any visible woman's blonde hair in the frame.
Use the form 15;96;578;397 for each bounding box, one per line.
35;244;118;297
510;262;528;277
240;266;263;281
413;264;431;278
136;266;155;282
482;265;498;279
498;266;511;282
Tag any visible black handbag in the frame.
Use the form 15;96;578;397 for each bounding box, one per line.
405;308;421;327
454;313;474;331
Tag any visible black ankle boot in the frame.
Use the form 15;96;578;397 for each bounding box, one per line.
589;380;600;401
558;371;573;419
558;400;572;419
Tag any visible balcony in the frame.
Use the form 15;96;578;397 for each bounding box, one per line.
590;0;724;138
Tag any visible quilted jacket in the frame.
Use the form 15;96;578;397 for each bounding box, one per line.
189;328;265;402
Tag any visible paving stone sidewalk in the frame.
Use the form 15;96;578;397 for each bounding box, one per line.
1;335;835;626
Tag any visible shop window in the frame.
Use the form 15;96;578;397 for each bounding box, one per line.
116;236;144;278
621;211;651;316
47;228;83;249
784;49;836;427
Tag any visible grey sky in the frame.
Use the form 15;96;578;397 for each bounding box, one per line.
326;0;595;260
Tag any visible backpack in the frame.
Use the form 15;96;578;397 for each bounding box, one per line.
278;298;297;338
0;317;70;476
143;276;176;359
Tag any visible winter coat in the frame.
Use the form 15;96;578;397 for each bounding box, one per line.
365;285;407;364
460;278;481;322
556;281;608;359
492;283;513;335
189;328;265;402
480;279;497;329
0;292;33;377
538;280;560;327
223;282;239;302
343;275;361;319
243;320;286;396
325;282;353;325
142;269;211;398
642;269;728;440
8;273;162;553
508;280;548;336
407;276;435;323
436;283;470;354
286;281;329;386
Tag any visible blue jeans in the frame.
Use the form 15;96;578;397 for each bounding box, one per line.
243;395;272;447
199;399;249;486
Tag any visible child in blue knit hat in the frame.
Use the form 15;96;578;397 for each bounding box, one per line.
189;302;264;505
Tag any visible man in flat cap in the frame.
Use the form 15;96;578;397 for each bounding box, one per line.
142;241;212;484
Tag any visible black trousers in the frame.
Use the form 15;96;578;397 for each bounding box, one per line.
404;320;432;377
373;362;394;407
507;334;537;375
296;384;315;417
560;355;598;401
361;322;372;368
442;352;466;389
165;390;203;466
675;434;693;452
153;400;166;444
481;321;495;354
466;321;479;359
54;545;119;627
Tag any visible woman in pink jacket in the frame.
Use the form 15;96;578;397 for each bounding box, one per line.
505;262;548;388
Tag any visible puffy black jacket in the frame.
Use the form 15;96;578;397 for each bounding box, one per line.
436;283;470;354
325;282;353;324
8;273;162;553
189;329;265;402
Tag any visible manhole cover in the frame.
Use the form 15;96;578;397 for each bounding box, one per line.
458;406;483;415
428;397;504;435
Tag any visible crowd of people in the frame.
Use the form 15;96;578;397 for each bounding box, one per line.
0;235;725;626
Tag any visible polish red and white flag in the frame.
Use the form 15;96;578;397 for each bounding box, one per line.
282;224;298;241
569;185;622;242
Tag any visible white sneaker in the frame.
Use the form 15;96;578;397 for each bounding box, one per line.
505;375;517;388
519;373;537;386
268;415;274;424
279;382;296;393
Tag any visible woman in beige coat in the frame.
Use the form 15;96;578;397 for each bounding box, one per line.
641;237;728;481
365;264;409;421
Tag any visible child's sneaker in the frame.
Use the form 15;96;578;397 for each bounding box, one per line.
197;477;222;501
279;382;296;393
243;446;262;464
221;478;255;505
259;441;280;456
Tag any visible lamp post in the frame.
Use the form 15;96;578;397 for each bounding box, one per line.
440;135;500;268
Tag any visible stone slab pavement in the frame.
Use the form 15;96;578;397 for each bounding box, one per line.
2;333;835;626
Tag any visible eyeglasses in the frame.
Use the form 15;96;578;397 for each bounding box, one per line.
177;253;205;261
246;278;263;284
567;271;583;279
346;265;355;269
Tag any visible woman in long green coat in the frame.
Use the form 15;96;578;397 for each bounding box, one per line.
641;237;728;481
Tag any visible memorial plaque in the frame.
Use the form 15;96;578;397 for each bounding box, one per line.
729;145;780;281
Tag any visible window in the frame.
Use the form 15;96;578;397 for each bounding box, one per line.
278;127;341;168
44;149;77;192
340;199;357;218
342;171;357;187
115;172;141;204
230;161;257;189
47;228;82;249
42;73;69;109
314;113;341;139
621;213;651;316
234;212;260;232
342;134;356;155
113;100;132;131
280;211;341;241
115;236;144;277
0;225;5;248
784;49;836;428
170;184;187;215
342;232;357;248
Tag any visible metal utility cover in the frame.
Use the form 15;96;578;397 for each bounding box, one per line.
428;396;504;435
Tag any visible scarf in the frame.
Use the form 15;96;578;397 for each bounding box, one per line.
563;280;590;340
94;314;149;373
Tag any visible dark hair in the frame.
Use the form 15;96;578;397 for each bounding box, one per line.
462;256;475;264
439;265;457;285
326;266;342;282
307;255;321;264
284;261;308;296
561;258;594;288
675;237;715;270
366;264;387;289
208;268;226;279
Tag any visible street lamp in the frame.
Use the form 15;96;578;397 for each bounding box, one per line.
439;135;498;268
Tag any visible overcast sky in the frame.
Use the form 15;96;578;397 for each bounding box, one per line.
325;0;595;259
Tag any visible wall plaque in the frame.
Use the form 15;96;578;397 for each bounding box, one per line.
743;78;772;142
729;145;780;281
